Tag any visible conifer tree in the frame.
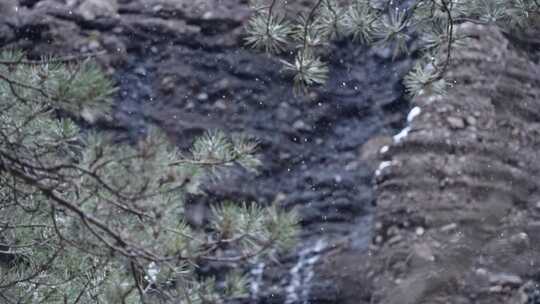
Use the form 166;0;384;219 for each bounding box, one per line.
0;50;298;303
244;0;539;95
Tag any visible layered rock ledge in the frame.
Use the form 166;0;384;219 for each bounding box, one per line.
316;23;540;304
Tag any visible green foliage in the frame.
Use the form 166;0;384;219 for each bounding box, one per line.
0;50;115;121
245;12;291;54
282;50;329;95
212;202;298;254
343;1;380;44
376;8;411;60
403;61;448;97
244;0;540;96
0;51;298;303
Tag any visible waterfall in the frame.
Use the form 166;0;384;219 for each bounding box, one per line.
250;261;266;300
284;239;327;304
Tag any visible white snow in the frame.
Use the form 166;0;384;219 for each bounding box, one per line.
375;161;393;177
380;145;389;154
390;107;421;144
250;262;266;299
146;262;159;283
285;239;327;304
407;106;422;123
393;126;411;143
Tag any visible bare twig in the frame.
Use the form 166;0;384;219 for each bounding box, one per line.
0;51;107;66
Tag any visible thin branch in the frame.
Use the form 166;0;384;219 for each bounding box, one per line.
0;51;107;66
0;246;62;289
438;0;454;75
130;261;147;304
266;0;278;36
301;0;325;53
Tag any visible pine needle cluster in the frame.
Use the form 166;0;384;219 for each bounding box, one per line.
244;0;540;96
0;50;298;303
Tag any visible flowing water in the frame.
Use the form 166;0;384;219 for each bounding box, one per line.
284;239;328;304
111;40;411;303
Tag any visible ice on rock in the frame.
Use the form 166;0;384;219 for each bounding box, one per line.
407;106;421;123
375;161;393;176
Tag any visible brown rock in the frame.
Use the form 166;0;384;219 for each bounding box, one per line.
371;23;540;304
78;0;119;21
446;116;465;129
360;135;393;171
489;273;523;287
412;242;435;262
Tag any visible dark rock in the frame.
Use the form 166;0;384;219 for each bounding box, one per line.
446;116;466;129
78;0;119;21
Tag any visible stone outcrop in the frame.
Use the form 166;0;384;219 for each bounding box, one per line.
367;23;540;304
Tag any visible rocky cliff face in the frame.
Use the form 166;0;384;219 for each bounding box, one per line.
314;23;540;304
364;23;540;304
2;1;539;303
